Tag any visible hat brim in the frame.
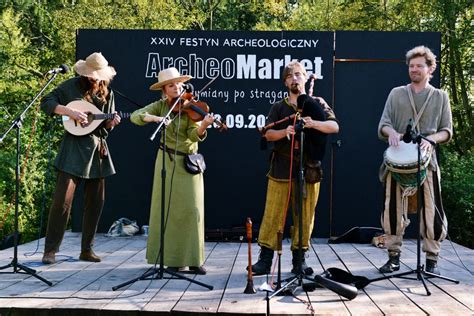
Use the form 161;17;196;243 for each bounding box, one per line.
149;75;192;90
74;60;117;81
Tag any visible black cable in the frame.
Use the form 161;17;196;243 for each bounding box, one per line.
23;119;55;259
111;88;142;109
426;173;473;275
151;110;181;267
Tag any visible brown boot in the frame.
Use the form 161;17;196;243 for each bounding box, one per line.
79;250;101;262
42;251;56;264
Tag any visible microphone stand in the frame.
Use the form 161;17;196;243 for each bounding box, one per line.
300;128;460;299
384;133;459;295
112;88;213;291
0;74;59;286
269;121;316;299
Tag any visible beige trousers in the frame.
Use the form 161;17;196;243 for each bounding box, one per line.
381;169;448;260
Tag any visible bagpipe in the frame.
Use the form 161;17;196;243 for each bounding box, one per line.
259;75;329;164
295;93;328;163
305;267;391;300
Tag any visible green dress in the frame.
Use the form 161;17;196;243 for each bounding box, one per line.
131;99;207;266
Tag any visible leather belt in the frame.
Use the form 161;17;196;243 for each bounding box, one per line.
159;144;187;161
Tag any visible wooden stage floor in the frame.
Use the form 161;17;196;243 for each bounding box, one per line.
0;232;472;315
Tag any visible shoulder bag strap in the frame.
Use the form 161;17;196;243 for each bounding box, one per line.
406;84;435;133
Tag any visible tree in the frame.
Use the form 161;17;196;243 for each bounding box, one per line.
0;0;472;248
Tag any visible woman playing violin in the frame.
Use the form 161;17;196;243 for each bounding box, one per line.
131;67;214;274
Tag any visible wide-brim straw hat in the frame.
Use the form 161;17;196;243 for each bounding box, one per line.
74;52;116;81
149;67;192;90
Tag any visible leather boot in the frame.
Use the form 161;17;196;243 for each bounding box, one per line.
425;259;440;275
189;266;207;275
291;250;313;275
247;246;274;275
42;251;56;264
79;249;101;262
379;252;400;273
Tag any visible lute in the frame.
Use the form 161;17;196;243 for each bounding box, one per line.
62;100;130;136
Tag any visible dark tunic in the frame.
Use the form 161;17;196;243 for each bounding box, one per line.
40;77;116;179
267;98;337;180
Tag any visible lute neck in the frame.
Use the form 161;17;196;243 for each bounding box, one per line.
92;112;130;120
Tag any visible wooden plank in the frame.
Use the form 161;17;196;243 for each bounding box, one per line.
103;241;216;312
173;242;240;313
281;240;349;316
312;241;381;315
218;240;273;315
405;239;474;273
100;265;169;312
0;235;139;309
0;233;472;315
356;241;473;315
322;243;386;316
102;243;215;312
139;241;217;313
0;231;82;289
221;239;352;315
98;249;166;312
403;240;474;311
43;238;148;310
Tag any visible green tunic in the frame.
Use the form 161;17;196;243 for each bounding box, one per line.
131;99;207;266
40;77;116;179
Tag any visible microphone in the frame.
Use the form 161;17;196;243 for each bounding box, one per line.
47;64;69;75
402;119;414;143
183;83;194;93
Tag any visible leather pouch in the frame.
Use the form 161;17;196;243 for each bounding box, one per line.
304;160;323;183
184;153;206;174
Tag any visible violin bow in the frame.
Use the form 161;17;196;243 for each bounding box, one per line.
194;76;218;101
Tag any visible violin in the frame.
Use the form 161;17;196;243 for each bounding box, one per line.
173;92;227;132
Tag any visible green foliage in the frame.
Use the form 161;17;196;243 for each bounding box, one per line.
0;0;472;249
440;147;474;248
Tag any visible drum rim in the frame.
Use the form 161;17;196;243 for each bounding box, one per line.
383;143;432;172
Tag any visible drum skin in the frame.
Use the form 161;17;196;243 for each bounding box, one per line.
384;142;431;188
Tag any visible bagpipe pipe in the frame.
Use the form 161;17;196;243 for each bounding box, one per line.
303;267;391;300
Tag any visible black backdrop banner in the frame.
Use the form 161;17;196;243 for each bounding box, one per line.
73;30;440;239
74;30;334;237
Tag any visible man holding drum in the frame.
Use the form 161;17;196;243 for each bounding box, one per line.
378;46;453;275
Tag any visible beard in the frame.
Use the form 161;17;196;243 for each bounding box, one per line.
290;83;302;94
410;72;428;84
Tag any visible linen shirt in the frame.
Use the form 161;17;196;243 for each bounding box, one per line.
378;84;453;172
